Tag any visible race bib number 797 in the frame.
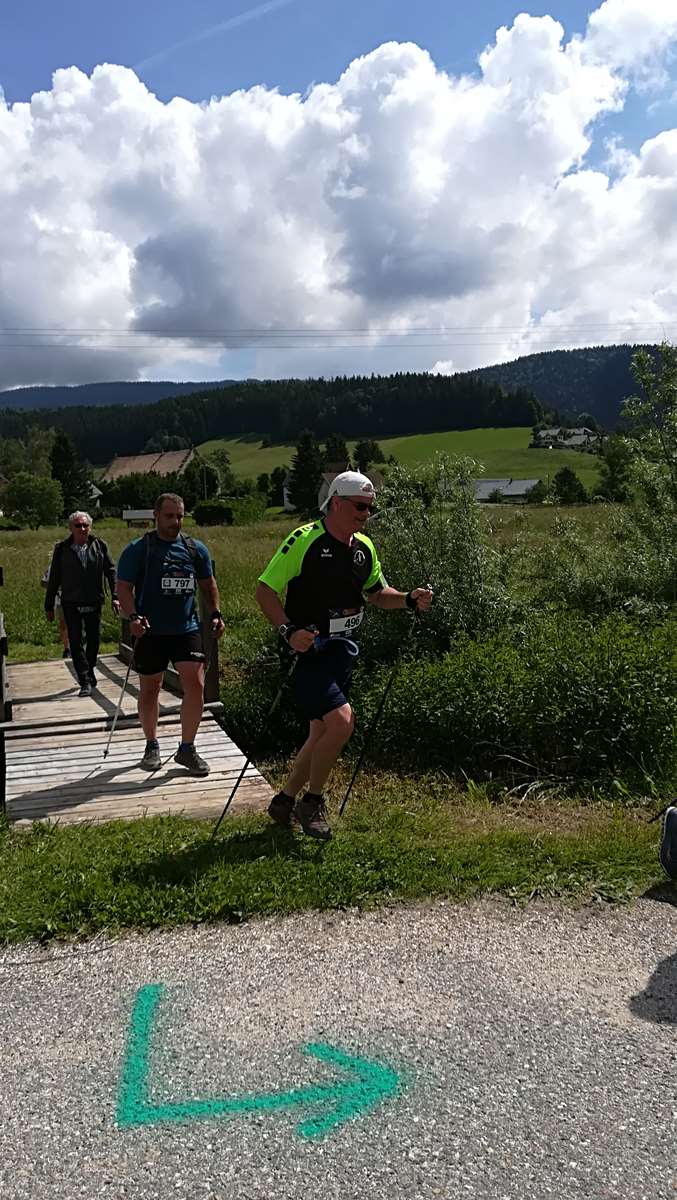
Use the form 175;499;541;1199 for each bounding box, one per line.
161;576;195;594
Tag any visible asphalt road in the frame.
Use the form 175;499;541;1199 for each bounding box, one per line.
1;898;676;1200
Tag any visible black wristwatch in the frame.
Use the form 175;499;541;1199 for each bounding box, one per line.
405;591;417;610
129;612;140;622
278;623;296;643
210;609;223;622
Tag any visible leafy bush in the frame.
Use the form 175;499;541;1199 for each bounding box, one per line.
222;611;677;791
227;493;268;525
193;500;234;526
358;613;677;789
364;454;514;659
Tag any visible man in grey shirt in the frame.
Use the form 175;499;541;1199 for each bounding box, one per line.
44;511;120;696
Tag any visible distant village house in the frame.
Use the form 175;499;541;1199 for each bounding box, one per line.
530;427;599;452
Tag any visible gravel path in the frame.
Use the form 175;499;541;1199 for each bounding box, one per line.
1;898;676;1200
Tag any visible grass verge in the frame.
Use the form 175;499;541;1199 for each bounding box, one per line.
0;777;665;944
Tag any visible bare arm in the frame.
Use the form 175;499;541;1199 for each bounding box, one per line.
255;581;289;628
198;576;225;637
117;580;136;618
367;586;433;613
255;582;315;652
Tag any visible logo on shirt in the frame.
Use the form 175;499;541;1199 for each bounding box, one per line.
321;548;333;559
353;548;366;566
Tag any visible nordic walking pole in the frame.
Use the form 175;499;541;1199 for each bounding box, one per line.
210;628;317;840
102;620;148;759
338;603;426;819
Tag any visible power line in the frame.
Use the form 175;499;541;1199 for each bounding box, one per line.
0;321;673;337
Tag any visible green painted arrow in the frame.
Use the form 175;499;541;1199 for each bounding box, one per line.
117;984;401;1139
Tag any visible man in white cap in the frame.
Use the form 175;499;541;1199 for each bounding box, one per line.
255;470;432;839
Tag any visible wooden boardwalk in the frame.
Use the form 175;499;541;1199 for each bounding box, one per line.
3;654;273;827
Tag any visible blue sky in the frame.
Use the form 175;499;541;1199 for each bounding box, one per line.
4;0;671;155
2;0;677;387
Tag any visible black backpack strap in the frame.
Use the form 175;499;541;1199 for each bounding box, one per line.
180;534;199;566
135;530;159;610
135;532;199;610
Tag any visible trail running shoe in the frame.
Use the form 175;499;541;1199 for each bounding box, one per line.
78;682;92;697
174;745;210;776
140;742;162;771
295;793;332;841
659;805;677;880
267;792;295;827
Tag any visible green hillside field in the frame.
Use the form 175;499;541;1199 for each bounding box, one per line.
199;428;603;490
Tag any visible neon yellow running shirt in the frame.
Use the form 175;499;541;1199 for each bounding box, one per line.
258;520;385;637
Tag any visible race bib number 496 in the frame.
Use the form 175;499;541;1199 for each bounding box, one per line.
328;609;364;637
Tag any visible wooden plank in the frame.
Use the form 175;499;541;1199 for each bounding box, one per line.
4;655;272;826
5;739;247;774
9;779;270;822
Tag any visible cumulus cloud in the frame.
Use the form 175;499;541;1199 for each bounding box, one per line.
1;0;677;390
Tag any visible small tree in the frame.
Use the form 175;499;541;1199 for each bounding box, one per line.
6;472;62;529
552;466;587;505
204;447;237;495
526;480;549;504
287;431;324;513
487;488;504;504
181;456;220;507
257;472;271;498
25;427;56;477
269;465;288;506
594;435;633;502
49;430;90;516
324;433;350;464
354;439;386;474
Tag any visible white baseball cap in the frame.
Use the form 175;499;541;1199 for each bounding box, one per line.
320;470;377;512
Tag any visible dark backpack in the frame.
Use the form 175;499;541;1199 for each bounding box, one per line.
135;531;199;612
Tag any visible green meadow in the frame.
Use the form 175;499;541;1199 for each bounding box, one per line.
199;427;602;490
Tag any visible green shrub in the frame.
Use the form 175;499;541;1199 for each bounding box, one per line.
223;613;677;789
193;500;234;526
362;613;677;788
227;493;268;525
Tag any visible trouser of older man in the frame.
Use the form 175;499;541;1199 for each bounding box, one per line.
61;603;101;685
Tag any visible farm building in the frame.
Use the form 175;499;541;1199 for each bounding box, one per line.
100;449;194;483
473;478;542;503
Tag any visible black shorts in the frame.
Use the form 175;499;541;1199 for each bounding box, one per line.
290;639;356;721
134;631;206;676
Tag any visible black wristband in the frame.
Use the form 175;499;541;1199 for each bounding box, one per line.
210;609;223;621
129;612;140;622
405;591;417;610
283;625;298;643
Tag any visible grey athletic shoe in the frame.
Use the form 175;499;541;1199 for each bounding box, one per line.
659;805;677;880
140;742;162;771
78;682;92;697
295;793;332;840
268;792;295;827
174;745;210;776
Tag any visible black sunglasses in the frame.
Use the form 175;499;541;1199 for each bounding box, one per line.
73;522;90;529
342;498;376;513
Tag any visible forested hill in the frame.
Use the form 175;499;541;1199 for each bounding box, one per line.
467;344;651;427
0;372;541;462
0;379;236;410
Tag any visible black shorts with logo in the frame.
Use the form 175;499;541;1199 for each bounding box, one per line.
134;631;206;676
289;639;356;721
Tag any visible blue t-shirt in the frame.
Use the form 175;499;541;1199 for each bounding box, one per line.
117;534;213;636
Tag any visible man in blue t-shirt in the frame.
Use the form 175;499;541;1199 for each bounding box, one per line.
117;492;225;775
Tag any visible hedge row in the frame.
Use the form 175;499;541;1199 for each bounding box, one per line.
221;614;677;790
